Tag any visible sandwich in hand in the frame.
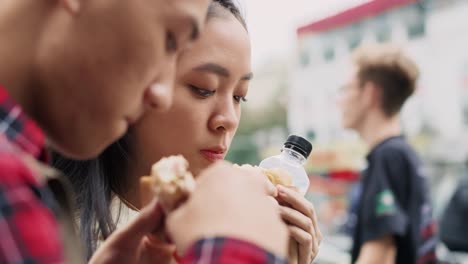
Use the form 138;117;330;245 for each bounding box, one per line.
140;155;195;213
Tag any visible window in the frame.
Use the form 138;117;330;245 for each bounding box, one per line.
407;20;425;39
323;46;335;62
376;26;391;42
300;51;310;68
405;5;426;39
348;35;362;51
348;24;362;51
373;14;392;43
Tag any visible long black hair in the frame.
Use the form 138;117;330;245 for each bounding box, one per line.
52;135;133;259
52;0;247;260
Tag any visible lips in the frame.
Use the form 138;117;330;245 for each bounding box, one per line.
200;148;226;162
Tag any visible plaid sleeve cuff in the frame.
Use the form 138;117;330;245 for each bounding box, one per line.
181;237;288;264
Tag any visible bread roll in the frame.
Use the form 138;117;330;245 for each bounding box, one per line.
261;168;293;187
140;155;195;213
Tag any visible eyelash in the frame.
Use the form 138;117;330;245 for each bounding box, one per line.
165;31;178;52
190;85;248;104
190;85;215;98
234;96;248;104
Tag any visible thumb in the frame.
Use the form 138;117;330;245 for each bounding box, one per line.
112;199;164;244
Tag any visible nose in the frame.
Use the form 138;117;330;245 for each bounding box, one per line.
143;56;177;112
208;99;239;133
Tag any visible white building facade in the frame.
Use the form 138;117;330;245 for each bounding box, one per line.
290;0;468;162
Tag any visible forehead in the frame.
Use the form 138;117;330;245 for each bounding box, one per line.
156;0;209;29
160;0;208;19
178;16;251;75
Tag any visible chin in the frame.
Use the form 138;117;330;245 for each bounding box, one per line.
51;138;108;160
340;119;351;129
190;165;203;178
190;159;211;177
340;116;356;130
342;123;352;130
344;123;357;131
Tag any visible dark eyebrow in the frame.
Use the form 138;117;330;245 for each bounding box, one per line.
193;63;253;81
190;18;200;41
193;63;229;77
242;72;254;81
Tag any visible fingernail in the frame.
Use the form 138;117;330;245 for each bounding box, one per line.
277;185;286;194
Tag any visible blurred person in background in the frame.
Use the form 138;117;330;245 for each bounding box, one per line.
439;173;468;254
338;44;438;264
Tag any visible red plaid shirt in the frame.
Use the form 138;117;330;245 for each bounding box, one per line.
0;85;64;263
182;237;287;264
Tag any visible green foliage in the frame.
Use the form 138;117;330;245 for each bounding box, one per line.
226;97;288;164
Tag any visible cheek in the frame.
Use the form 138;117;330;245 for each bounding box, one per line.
114;18;166;88
232;111;241;132
171;92;210;132
339;95;358;123
150;103;204;146
339;95;352;114
131;111;171;148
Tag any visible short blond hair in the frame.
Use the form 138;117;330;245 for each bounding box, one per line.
352;44;419;116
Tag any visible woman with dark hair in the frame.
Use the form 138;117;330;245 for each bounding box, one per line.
53;1;321;263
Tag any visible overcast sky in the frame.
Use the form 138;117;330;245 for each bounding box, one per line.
239;0;369;67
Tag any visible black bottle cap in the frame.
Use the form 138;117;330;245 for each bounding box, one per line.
283;135;313;159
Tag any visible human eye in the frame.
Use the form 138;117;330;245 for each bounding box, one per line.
233;95;248;104
189;85;216;98
165;31;178;53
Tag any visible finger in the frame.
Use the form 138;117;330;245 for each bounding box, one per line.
277;185;311;216
88;200;163;264
238;166;277;197
268;196;280;207
263;177;278;197
277;185;320;242
308;202;322;245
115;199;164;243
289;225;317;264
289;225;311;246
315;218;323;245
239;164;257;170
279;206;314;234
289;225;320;264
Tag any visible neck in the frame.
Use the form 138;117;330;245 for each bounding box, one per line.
357;111;402;150
0;0;49;118
119;159;150;210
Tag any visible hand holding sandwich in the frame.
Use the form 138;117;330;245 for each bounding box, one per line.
166;161;289;257
91;160;289;264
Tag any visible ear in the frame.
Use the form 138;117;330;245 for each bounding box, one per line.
59;0;81;14
361;81;380;108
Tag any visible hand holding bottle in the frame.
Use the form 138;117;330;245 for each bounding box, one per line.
258;135;321;264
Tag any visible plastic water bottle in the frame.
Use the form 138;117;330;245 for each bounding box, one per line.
259;135;313;195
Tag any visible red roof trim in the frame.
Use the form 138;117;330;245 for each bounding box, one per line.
297;0;417;36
